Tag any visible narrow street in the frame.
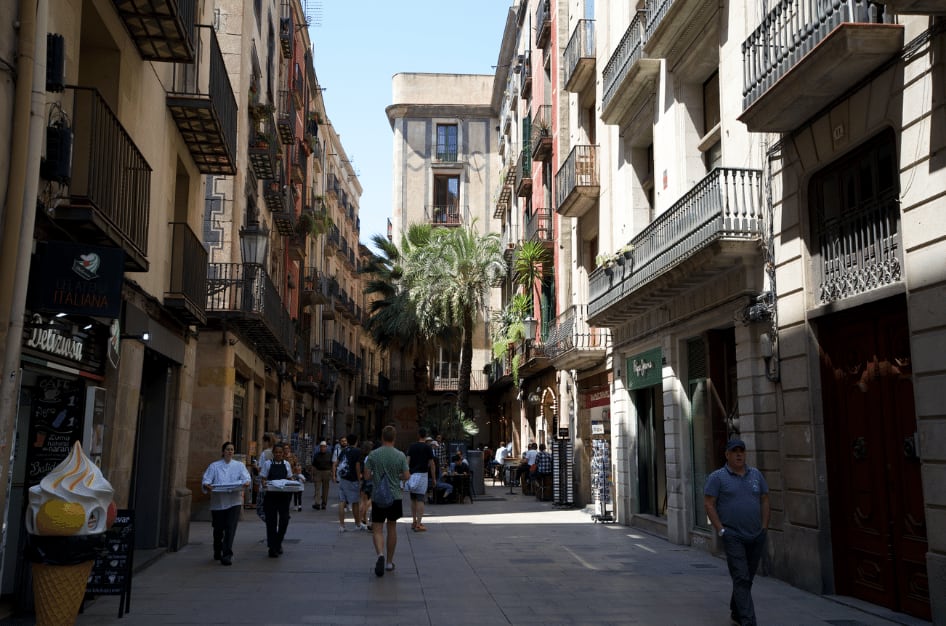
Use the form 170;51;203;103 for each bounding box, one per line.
67;485;924;626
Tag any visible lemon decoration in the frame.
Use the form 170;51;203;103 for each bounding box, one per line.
35;500;86;535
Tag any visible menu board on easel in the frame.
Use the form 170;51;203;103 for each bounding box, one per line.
86;509;134;618
25;377;84;488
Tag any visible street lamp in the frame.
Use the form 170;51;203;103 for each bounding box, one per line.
522;315;537;345
239;221;270;266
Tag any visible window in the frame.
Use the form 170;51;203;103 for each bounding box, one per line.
433;174;460;224
436;124;458;161
702;72;721;170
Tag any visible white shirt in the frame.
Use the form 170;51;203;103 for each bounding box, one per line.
495;446;509;465
202;458;251;510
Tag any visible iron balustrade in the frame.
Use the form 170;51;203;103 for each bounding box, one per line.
167;24;237;174
63;86;151;259
535;0;552;47
516;150;532;194
543;304;610;359
387;368;489;392
817;194;901;304
112;0;196;62
742;0;888;110
589;168;764;313
602;12;646;114
525;208;553;243
644;0;677;41
206;262;296;359
277;89;296;144
166;222;208;324
426;205;465;225
555;145;599;208
564;19;595;89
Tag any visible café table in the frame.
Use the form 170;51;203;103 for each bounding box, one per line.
443;472;474;503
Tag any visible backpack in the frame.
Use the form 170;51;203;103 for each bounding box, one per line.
372;468;394;508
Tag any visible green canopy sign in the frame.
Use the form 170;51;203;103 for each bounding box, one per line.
626;347;662;391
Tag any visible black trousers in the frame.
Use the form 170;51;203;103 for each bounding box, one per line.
211;505;241;559
263;492;291;552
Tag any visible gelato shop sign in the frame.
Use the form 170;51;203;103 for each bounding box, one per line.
27;314;85;362
626;347;662;391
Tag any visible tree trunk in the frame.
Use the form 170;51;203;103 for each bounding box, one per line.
412;359;428;426
458;314;474;420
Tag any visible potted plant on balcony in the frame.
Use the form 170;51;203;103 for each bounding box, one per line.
532;116;551;140
615;243;634;266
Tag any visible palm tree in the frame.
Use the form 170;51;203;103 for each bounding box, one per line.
406;223;506;421
361;225;446;426
512;239;551;312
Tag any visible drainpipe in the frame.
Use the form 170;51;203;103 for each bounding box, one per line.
0;0;48;561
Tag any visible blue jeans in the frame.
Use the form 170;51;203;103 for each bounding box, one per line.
722;530;767;625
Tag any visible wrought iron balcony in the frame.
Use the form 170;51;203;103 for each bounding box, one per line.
326;173;340;202
524;207;553;245
387;368;489;393
520;52;532;99
425;205;466;226
206;263;296;361
601;12;659;126
502;224;519;260
112;0;195;62
493;166;514;219
248;115;278;180
535;0;551;48
643;0;722;65
301;266;329;306
277;89;296;145
544;305;609;370
263;166;292;231
515;150;532;197
531;105;553;162
166;25;237;175
564;19;596;93
555;145;599;218
52;87;151;271
740;0;901;132
165;222;207;325
589;168;764;325
290;141;307;184
279;0;292;59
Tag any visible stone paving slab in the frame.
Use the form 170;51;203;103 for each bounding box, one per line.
48;485;930;626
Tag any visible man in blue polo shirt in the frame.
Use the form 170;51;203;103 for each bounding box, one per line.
704;438;770;626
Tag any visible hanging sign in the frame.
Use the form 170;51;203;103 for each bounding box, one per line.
626;347;662;391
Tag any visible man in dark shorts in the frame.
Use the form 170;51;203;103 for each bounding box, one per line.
406;428;436;532
364;425;410;577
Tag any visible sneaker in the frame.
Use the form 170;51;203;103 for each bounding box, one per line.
311;504;319;510
374;555;385;577
338;526;347;533
385;562;395;572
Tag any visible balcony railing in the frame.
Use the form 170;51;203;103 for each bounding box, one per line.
290;141;307;183
206;263;296;361
302;266;329;306
601;12;659;125
112;0;196;62
555;145;599;218
544;305;610;369
425;205;466;226
525;207;553;244
740;0;899;131
520;51;533;98
165;222;207;325
564;19;596;93
515;150;532;197
387;368;489;393
248;115;278;180
166;25;237;175
55;86;151;271
531;105;553;162
277;89;296;145
589;168;764;321
279;0;292;58
535;0;551;48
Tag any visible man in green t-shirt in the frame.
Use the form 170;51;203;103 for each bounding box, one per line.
364;425;410;577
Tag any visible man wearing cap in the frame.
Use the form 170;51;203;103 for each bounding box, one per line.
704;439;770;626
310;440;333;510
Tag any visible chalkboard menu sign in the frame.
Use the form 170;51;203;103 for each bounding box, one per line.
26;377;84;488
86;510;134;618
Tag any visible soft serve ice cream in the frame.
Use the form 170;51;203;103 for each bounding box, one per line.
27;441;115;536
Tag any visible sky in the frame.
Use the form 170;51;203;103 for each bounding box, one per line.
306;1;512;248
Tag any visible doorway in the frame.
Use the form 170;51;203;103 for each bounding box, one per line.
634;386;666;516
818;297;929;620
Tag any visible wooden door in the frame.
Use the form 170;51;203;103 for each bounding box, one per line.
818;298;929;620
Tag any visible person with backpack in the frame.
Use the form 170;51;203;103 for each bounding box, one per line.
363;425;410;577
333;433;364;532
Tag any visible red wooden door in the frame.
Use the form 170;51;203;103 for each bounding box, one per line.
818;299;929;620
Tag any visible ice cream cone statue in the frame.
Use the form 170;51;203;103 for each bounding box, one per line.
26;441;115;626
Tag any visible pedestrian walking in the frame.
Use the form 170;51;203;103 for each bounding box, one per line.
260;443;294;557
310;440;333;509
406;427;436;532
290;460;305;512
201;441;251;566
363;425;410;577
704;438;770;626
358;440;374;529
333;433;364;532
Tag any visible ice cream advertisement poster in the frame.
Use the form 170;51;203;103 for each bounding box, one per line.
26;377;85;488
